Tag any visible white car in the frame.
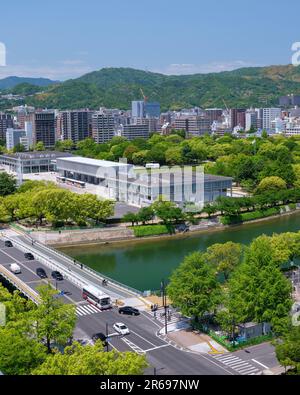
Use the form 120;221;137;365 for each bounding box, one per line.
113;322;130;335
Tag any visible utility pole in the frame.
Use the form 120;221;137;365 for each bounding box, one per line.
161;279;168;335
106;323;109;352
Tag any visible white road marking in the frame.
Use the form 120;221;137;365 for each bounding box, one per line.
251;359;269;369
143;344;171;352
129;328;161;348
121;337;145;355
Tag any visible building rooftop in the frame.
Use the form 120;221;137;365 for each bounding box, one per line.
0;151;73;160
57;156;130;168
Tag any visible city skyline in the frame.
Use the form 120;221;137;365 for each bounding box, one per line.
0;0;300;80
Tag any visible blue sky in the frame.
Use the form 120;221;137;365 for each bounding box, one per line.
0;0;299;80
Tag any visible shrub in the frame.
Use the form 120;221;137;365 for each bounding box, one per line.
132;224;172;237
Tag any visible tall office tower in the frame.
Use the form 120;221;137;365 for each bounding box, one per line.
230;108;246;129
34;110;56;148
262;108;282;131
132;101;145;118
0;113;13;140
205;109;223;124
144;102;160;118
92;112;115;143
61;110;93;143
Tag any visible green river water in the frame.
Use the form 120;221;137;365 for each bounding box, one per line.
60;212;300;292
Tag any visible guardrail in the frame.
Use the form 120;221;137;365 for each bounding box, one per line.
0;264;40;304
4;236;89;291
20;233;143;297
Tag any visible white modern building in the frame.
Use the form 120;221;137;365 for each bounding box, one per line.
262;108;282;131
56;156;232;208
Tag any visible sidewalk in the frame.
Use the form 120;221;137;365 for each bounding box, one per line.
162;328;227;355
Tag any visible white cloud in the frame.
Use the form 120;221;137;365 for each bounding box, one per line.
153;61;263;75
0;62;94;81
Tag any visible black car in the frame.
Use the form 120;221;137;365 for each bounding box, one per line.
24;252;34;260
92;332;108;346
51;271;64;281
36;267;47;279
118;306;140;316
4;240;13;247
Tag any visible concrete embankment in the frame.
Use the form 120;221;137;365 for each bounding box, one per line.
30;226;135;246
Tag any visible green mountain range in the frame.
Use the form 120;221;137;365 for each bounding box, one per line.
5;65;300;110
0;76;58;90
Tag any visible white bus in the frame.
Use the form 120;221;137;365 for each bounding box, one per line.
82;285;112;310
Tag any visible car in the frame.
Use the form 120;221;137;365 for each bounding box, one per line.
113;322;130;335
36;267;47;279
24;252;34;260
92;332;108;346
4;240;13;247
118;306;140;316
51;271;64;281
9;263;21;274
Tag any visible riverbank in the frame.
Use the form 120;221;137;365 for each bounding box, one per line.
47;207;300;248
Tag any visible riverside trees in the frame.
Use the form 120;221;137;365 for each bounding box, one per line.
0;180;115;227
167;233;296;337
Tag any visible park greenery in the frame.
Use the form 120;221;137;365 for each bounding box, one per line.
0;180;115;228
0;283;147;375
167;232;300;360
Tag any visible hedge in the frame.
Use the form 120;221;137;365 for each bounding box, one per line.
221;207;280;225
132;224;173;237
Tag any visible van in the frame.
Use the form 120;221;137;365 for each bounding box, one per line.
10;264;21;274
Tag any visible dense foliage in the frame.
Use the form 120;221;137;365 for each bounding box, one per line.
0;180;115;227
167;232;299;339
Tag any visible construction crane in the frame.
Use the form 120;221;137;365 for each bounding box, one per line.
140;88;148;102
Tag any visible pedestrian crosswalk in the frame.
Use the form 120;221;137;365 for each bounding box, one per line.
212;354;261;375
76;303;102;317
150;307;181;326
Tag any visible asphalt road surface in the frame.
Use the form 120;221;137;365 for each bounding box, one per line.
0;237;280;375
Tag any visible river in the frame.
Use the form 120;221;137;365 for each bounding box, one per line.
60;212;300;292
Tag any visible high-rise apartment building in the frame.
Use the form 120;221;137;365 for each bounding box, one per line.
262;108;282;131
34;110;56;148
92;112;115;143
132;101;145;118
0;113;13;140
61;110;93;143
230;109;246;129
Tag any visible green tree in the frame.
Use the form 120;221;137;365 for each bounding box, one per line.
137;206;154;225
204;242;243;280
122;212;139;226
32;341;148;375
35;284;76;353
275;325;300;374
152;200;184;225
0;325;47;375
34;141;45;151
256;176;287;194
167;252;221;321
0;172;17;196
225;236;292;334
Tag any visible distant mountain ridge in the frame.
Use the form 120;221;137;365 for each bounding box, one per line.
3;65;300;110
0;76;59;90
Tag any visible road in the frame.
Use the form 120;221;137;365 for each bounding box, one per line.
0;235;280;375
